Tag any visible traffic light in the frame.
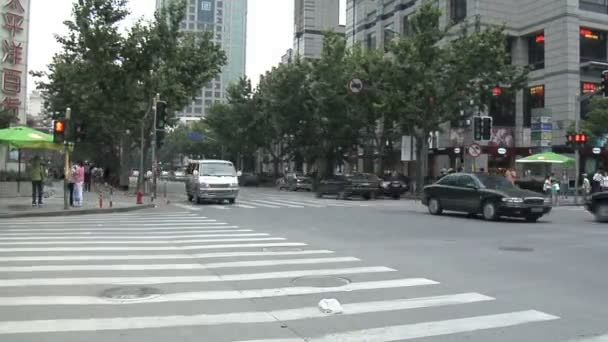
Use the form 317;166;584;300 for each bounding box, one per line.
156;130;165;149
73;122;85;143
602;71;608;97
156;101;167;130
53;120;66;143
482;117;493;140
567;133;589;147
473;117;482;141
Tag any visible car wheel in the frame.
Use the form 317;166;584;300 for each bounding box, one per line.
525;215;541;223
195;196;203;205
228;198;236;205
428;198;443;215
594;202;608;222
315;192;323;198
482;201;499;221
187;194;193;202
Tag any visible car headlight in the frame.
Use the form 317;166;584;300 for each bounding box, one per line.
200;183;209;189
502;197;524;203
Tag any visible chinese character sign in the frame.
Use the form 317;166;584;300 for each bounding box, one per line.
198;0;215;24
0;0;28;124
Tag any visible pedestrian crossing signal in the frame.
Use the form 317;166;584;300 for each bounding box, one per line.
53;120;66;143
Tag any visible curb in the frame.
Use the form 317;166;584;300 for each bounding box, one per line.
0;204;156;219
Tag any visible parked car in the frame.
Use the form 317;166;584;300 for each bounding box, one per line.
238;172;260;187
380;175;410;199
316;173;381;200
185;160;239;204
422;173;551;222
278;172;313;191
586;192;608;222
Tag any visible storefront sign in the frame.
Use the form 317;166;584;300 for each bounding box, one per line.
497;147;507;155
593;147;601;155
453;147;461;154
581;28;600;40
0;0;28;124
582;82;598;94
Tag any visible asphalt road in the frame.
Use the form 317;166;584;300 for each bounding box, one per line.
0;183;606;341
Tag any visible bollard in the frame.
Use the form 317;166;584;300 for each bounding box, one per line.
109;188;113;208
136;191;143;205
99;192;103;208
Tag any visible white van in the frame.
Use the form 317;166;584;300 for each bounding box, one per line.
185;160;239;204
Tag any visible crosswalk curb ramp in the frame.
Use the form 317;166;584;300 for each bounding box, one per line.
0;212;597;341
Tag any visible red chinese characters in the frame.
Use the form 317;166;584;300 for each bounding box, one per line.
3;12;22;37
5;0;24;13
1;0;25;115
2;96;19;114
2;39;21;64
2;68;20;94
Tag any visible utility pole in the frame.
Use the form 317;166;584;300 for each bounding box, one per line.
138;105;152;193
63;107;71;210
151;93;160;200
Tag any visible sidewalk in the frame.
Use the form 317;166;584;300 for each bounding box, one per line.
0;182;155;219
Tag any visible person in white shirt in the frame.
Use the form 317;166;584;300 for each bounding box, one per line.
582;173;591;201
592;169;604;193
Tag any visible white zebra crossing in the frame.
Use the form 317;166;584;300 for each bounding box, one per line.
0;213;564;341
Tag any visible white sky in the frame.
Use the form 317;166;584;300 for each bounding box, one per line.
27;0;346;92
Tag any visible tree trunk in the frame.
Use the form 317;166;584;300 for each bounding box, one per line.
415;132;429;194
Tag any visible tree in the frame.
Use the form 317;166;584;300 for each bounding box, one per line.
582;97;608;140
32;0;226;167
386;1;528;191
158;120;223;164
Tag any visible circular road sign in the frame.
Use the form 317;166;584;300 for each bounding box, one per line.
593;147;602;155
497;147;507;155
349;78;364;94
468;143;482;158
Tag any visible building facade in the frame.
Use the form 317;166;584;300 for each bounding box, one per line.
294;0;341;58
27;90;43;118
156;0;247;122
347;0;608;175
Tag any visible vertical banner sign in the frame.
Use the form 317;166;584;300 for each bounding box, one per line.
198;0;215;24
1;0;28;124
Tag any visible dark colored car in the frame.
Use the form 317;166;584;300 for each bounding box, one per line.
422;173;551;222
380;175;410;199
586;192;608;222
278;173;312;191
316;173;381;200
238;172;259;187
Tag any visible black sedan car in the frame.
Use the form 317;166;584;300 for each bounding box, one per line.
278;172;313;191
422;173;551;222
316;173;381;200
586;192;608;222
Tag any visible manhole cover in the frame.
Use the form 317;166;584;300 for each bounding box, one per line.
262;247;303;252
291;276;351;288
100;286;163;301
499;246;534;252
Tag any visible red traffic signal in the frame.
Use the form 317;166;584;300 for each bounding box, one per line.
492;86;502;97
53;120;66;143
54;121;65;133
568;133;589;146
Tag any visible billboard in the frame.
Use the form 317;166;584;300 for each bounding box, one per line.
198;0;215;24
489;127;515;147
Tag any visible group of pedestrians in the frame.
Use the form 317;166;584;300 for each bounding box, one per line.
66;161;100;207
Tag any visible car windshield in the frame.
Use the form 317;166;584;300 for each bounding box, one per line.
477;174;517;190
199;163;236;176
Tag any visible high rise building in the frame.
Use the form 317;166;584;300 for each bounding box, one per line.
156;0;247;122
347;0;608;174
294;0;341;58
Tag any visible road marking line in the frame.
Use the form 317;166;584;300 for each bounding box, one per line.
0;237;286;246
4;221;221;227
0;233;266;241
0;250;335;262
0;242;307;253
210;205;231;210
173;203;201;211
566;334;608;342
4;218;210;225
0;230;256;238
237;200;278;208
267;199;323;208
0;257;360;272
0;225;240;233
0;266;394;288
235;203;256;208
250;199;304;208
237;310;559;342
0;293;490;335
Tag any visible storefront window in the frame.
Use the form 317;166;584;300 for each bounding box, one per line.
524;85;545;127
528;33;545;69
366;32;377;50
580;27;607;62
450;0;467;23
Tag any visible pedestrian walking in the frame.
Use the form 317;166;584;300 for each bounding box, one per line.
28;156;45;207
561;171;569;198
551;179;560;206
582;173;591;201
84;162;92;192
543;175;552;197
73;161;85;207
505;168;517;185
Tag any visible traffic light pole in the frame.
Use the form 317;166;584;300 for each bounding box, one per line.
151;93;160;201
63;108;71;210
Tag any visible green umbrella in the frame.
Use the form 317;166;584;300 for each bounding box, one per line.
0;126;63;150
516;152;575;165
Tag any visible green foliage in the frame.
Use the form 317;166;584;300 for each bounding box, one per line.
32;0;226;165
158;119;223;163
582;97;608;139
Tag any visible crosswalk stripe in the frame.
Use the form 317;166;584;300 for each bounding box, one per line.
236;203;257;208
237;200;279;208
267;199;323;207
0;293;492;335
210;205;231;210
237;310;559;342
0;257;360;272
0;266;395;288
0;233;267;241
4;218;211;224
0;249;335;262
565;335;608;342
0;237;286;246
173;203;201;211
0;229;256;237
249;199;304;208
0;242;307;253
0;225;240;233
